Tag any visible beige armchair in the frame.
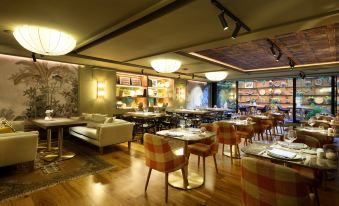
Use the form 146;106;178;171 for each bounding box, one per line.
0;131;38;167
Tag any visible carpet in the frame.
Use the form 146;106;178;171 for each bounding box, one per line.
0;138;114;202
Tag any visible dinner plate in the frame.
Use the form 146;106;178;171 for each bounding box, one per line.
314;97;324;104
273;81;280;87
277;141;308;150
259;89;266;95
274;89;282;95
315;79;322;86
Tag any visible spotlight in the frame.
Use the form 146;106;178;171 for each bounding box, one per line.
288;57;295;69
178;74;181;79
270;46;276;57
141;69;144;74
32;52;36;62
276;51;282;62
299;71;306;79
232;22;241;39
218;11;228;30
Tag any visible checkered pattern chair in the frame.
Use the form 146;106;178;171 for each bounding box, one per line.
143;133;188;202
236;124;254;146
241;157;313;206
188;123;218;182
213;121;240;164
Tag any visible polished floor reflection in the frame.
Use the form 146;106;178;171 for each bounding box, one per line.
1;138;338;206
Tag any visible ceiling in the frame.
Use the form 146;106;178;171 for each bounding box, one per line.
0;0;338;80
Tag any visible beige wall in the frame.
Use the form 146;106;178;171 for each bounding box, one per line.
79;67;116;116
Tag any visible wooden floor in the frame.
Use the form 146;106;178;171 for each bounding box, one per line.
1;138;339;206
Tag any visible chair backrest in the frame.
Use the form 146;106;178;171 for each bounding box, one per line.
294;134;321;148
241;157;311;206
199;123;219;154
144;133;179;172
213;121;238;145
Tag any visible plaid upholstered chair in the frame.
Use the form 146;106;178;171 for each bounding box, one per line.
236;124;254;146
188;123;218;182
143;133;188;202
213;121;240;163
241;157;314;206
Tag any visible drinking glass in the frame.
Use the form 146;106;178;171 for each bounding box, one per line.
186;119;192;128
179;120;185;130
315;113;321;120
284;130;297;147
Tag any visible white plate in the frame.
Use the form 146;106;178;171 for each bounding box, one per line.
314;97;323;104
277;141;308;149
259;89;266;95
315;79;322;86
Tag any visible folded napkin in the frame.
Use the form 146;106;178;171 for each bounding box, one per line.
268;148;297;159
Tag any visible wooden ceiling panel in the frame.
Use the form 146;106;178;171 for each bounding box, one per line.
195;23;339;70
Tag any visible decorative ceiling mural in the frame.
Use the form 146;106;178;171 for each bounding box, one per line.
195;23;339;70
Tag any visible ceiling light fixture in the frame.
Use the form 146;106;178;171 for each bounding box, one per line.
13;25;76;56
32;52;37;62
218;11;228;30
288;57;296;69
231;22;241;39
276;51;282;62
270;46;276;57
150;59;181;73
211;0;250;38
205;71;228;81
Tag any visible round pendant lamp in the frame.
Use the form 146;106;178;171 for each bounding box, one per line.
205;71;228;81
151;59;181;73
13;25;76;56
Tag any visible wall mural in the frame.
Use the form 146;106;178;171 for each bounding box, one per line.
186;81;210;109
0;54;80;120
216;81;236;109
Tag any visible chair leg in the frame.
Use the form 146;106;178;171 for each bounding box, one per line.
236;144;240;158
99;147;103;155
128;141;131;151
198;155;200;169
202;156;206;183
230;145;233;164
213;154;218;173
268;129;272;140
145;168;152;192
165;172;168;202
222;144;225;155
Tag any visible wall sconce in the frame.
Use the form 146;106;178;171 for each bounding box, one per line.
97;81;106;98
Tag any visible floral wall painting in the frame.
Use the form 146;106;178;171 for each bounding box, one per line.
216;81;236;109
0;54;80;120
186;80;210;109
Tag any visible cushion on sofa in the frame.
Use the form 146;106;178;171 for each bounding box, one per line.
0;127;13;134
70;126;98;140
82;113;93;121
92;114;107;123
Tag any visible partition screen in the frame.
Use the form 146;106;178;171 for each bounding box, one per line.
296;76;332;120
216;81;236;110
186;80;210;109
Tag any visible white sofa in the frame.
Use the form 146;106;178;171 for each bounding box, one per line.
69;114;134;154
0;130;38;167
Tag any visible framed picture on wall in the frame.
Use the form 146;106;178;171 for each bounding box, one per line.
119;77;130;85
131;77;141;86
244;81;253;88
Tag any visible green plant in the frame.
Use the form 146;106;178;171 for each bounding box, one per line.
305;103;323;120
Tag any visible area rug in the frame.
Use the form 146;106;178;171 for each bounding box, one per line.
0;138;114;202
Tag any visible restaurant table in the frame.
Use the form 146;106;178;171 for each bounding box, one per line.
221;120;256;158
241;141;338;170
31;118;86;161
172;109;210;115
204;108;230;112
156;128;216;189
124;111;167;119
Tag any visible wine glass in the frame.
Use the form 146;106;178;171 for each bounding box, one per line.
186;119;193;128
284;130;297;147
179;120;185;130
315;113;321;120
308;118;316;127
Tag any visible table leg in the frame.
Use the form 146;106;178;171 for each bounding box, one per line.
43;127;75;161
168;141;204;190
223;145;241;159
